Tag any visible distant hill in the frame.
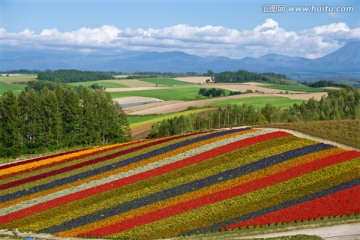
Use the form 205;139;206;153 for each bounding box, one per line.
1;42;359;80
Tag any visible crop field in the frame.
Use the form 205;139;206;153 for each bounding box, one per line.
138;77;192;86
110;87;231;101
262;84;326;92
0;74;37;83
68;80;129;88
207;96;303;108
0;83;26;95
0;128;359;239
128;108;212;127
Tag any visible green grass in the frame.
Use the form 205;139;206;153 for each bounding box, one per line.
137;77;192;86
258;119;360;149
68;80;129;88
129;108;212;128
262;84;326;92
207;96;303;109
0;74;37;83
110;87;231;101
0;83;26;95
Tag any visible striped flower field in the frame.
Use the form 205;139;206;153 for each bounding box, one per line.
0;128;359;239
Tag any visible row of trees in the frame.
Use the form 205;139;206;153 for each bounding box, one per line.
37;70;114;83
149;89;360;138
0;86;130;157
214;70;295;85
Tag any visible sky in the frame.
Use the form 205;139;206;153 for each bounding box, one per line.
0;0;359;59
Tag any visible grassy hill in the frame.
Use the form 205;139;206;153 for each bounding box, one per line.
0;128;359;239
258;120;360;149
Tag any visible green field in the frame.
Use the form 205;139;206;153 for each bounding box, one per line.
129;108;213;128
68;80;129;88
0;74;37;83
263;84;326;92
0;83;26;95
110;87;231;101
207;96;303;108
138;77;192;86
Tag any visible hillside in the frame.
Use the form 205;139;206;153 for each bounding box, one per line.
0;128;359;239
258;120;360;149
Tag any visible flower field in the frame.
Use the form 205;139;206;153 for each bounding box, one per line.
0;128;359;239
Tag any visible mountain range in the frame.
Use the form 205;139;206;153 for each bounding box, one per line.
1;42;359;80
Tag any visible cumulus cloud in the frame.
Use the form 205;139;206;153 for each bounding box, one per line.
1;19;359;59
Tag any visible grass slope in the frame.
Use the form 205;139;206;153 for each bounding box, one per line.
0;83;26;95
258;120;360;149
110;87;231;101
0;128;359;239
129;108;212;127
68;80;129;88
207;96;303;108
138;77;192;86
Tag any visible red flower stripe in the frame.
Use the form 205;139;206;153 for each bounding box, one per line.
80;150;360;237
0;133;200;190
0;131;288;224
225;183;360;229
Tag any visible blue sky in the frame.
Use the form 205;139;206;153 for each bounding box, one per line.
0;0;359;58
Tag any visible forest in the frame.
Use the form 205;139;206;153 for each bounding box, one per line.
37;70;114;83
0;86;130;157
149;89;360;138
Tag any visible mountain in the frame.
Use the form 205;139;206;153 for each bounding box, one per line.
0;42;359;79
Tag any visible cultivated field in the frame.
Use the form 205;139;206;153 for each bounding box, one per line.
0;128;359;239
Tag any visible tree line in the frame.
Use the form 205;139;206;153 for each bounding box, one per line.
149;89;360;138
37;70;114;83
214;70;297;85
0;86;130;157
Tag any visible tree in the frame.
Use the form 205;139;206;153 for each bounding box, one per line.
0;91;23;157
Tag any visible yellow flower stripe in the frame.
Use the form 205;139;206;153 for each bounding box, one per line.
60;147;343;237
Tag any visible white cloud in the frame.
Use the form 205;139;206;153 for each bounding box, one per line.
1;19;359;59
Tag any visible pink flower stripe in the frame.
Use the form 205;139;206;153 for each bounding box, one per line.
80;149;360;237
0;131;288;224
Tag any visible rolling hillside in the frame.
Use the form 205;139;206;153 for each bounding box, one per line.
0;128;359;239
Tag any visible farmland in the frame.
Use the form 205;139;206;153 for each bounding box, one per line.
207;96;303;108
262;84;326;92
0;128;359;239
110;87;231;101
0;83;26;95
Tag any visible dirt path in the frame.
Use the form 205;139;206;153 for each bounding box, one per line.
236;222;360;239
0;229;105;240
